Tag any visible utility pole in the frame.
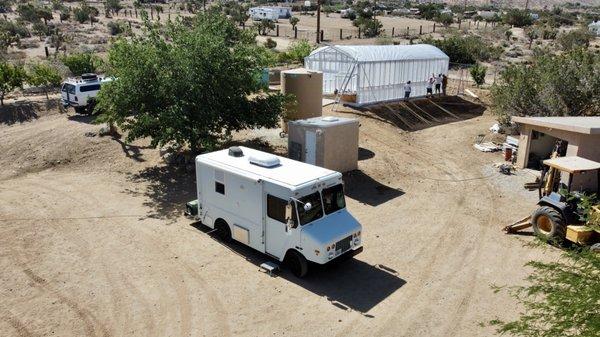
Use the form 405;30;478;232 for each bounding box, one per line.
316;0;321;44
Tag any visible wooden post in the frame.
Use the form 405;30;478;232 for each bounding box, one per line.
339;28;342;40
294;26;297;39
358;27;361;39
129;21;132;29
391;27;395;37
485;21;488;29
135;8;137;18
458;19;461;29
433;23;436;33
406;26;409;37
477;21;480;28
276;24;279;37
320;30;324;42
419;25;422;35
468;20;471;28
316;0;321;43
44;46;49;58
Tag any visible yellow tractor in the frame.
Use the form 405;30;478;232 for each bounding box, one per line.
504;156;600;246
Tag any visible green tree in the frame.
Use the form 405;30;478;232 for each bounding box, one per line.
491;248;600;337
470;63;486;86
435;13;453;27
0;61;26;106
255;19;275;36
27;62;62;99
105;0;123;16
17;3;41;23
94;13;289;153
60;53;100;76
503;9;533;27
289;16;299;30
422;35;502;64
525;27;538;49
491;49;600;121
264;37;277;49
0;0;14;13
505;29;513;41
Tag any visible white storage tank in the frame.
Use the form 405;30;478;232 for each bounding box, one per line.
288;116;359;173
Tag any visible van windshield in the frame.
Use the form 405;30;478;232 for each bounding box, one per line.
322;184;346;214
297;192;323;226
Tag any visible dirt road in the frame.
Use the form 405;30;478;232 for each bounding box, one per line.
0;101;555;336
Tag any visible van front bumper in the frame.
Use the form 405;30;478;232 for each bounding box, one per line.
323;246;363;265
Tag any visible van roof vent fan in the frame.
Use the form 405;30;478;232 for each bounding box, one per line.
228;146;244;157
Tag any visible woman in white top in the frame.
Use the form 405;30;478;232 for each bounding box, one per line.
426;76;435;98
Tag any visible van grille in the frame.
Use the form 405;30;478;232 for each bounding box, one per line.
336;235;352;253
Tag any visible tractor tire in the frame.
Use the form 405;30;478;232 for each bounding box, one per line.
531;206;567;244
285;250;308;278
214;220;231;243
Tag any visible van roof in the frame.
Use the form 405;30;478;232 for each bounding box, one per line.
62;76;112;85
197;146;341;188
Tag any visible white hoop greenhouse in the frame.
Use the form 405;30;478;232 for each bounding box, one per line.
304;44;450;105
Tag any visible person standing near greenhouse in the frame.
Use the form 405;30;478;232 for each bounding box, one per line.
403;81;412;100
435;74;443;95
426;76;435;98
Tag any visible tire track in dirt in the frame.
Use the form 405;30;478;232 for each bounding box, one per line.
1;184;111;337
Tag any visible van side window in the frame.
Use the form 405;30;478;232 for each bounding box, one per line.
215;182;225;195
267;195;287;223
80;84;101;92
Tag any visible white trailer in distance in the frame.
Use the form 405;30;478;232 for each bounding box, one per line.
186;146;363;277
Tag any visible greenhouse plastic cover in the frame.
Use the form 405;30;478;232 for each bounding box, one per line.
308;44;449;63
305;44;450;104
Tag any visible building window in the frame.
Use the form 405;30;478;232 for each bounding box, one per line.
215;182;225;195
267;195;287;223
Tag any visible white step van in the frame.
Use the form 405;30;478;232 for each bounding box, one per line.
60;73;112;114
189;146;363;277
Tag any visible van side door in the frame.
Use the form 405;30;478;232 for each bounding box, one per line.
264;193;294;260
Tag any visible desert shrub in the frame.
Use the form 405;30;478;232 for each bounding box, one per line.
491;248;600;337
60;53;101;76
470;63;486;86
289;16;299;30
264;37;277;49
0;0;13;13
422;35;502;64
417;3;444;20
94;13;289;153
107;21;127;35
491;49;600;119
60;7;71;21
556;29;594;51
538;25;558;40
502;9;533;27
375;35;393;45
0;19;29;39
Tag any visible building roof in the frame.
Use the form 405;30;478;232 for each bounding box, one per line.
543;156;600;174
307;44;449;63
196;147;340;188
512;116;600;135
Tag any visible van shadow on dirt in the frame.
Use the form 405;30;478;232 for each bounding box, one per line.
190;222;406;314
344;170;404;207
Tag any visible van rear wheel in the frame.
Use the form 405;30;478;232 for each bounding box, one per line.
285;250;308;278
214;220;231;243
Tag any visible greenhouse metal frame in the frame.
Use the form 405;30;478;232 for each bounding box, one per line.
304;44;450;105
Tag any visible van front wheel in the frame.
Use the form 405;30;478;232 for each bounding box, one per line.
285;250;308;278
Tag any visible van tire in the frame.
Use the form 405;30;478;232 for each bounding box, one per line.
214;219;231;243
74;106;86;114
285;250;308;278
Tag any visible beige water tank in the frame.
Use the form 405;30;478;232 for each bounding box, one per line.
280;68;323;132
288;116;359;173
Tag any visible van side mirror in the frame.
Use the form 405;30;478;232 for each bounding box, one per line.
285;203;296;230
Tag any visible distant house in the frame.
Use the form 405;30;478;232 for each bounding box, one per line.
249;6;292;20
589;21;600;36
530;13;540;20
440;8;452;15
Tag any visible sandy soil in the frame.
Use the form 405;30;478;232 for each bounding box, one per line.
0;95;561;337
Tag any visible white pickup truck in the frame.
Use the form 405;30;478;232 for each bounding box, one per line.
61;73;112;114
186;146;363;277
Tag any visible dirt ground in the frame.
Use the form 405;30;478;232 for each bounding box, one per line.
0;95;562;337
